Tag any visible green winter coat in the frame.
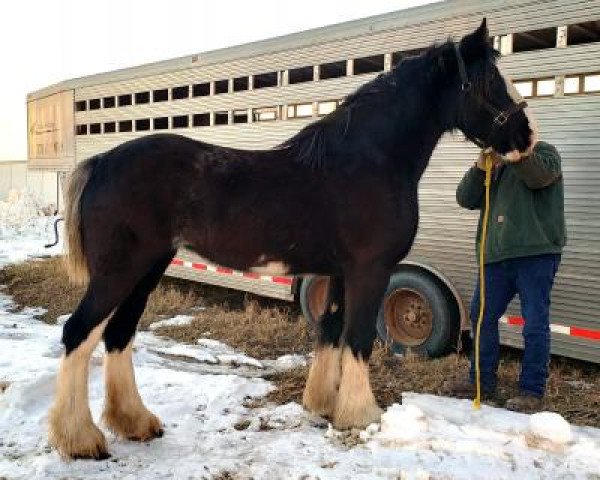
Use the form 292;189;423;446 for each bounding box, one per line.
456;141;566;264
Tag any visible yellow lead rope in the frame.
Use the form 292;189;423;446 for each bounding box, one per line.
474;150;494;410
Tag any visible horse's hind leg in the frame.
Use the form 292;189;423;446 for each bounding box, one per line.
49;281;126;459
303;276;345;418
333;263;390;429
101;254;173;441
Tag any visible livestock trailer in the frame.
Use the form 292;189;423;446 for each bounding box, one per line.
27;0;600;362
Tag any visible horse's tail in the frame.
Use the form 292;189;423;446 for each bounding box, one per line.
63;158;96;286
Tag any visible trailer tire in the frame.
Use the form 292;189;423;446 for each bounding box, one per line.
299;275;330;328
376;269;459;358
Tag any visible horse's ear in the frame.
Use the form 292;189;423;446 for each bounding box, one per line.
459;18;490;61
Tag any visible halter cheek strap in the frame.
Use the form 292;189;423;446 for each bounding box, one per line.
453;42;527;149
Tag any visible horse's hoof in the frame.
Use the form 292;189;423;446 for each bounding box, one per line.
102;407;163;442
72;450;112;461
48;418;109;460
333;403;383;430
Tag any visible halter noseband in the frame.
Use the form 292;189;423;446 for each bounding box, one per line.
453;43;528;149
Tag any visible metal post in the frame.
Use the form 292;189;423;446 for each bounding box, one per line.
557;26;567;48
384;53;392;72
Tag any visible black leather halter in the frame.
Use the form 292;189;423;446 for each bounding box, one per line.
453;43;528;149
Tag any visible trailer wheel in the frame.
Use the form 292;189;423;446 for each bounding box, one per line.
299;275;330;328
376;269;459;358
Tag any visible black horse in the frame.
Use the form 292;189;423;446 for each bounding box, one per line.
49;19;535;459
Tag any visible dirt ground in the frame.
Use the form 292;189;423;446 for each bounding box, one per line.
1;257;599;428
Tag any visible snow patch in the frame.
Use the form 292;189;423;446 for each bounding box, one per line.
0;189;62;267
377;403;428;446
529;412;573;444
148;314;195;331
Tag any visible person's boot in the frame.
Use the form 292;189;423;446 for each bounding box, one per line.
442;378;495;400
505;393;543;413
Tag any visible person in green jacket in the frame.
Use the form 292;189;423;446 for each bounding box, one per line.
444;141;566;412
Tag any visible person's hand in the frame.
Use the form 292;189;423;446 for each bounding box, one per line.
476;150;502;170
500;138;537;163
501;151;524;163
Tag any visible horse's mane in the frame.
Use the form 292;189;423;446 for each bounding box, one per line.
277;65;406;169
278;38;498;170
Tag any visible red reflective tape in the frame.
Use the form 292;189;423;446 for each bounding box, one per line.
570;327;600;341
507;316;525;326
171;258;293;286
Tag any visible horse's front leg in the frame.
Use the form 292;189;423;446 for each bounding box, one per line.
333;262;390;429
303;276;345;418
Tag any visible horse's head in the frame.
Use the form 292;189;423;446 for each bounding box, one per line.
454;19;536;159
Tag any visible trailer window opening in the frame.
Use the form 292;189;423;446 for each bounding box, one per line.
233;76;249;92
135;92;150;104
232;110;248;124
172;85;189;100
288;66;314;84
513;80;534;98
564;75;581;94
253;106;278;122
103;122;116;133
118;94;132;107
214;111;229;125
135;118;150;131
536;78;555;96
318;100;337;116
584;73;600;92
154;117;169;130
153;89;168;102
103;96;115;108
392;48;425;66
287;103;313;118
567;21;600;46
193;82;210;97
215;80;229;95
76;124;87;135
253;71;278;89
320;60;346;80
89;123;101;134
512;27;557;53
119;120;133;132
75;101;87;112
193;113;210;127
172;115;189;128
89;99;101;110
353;54;385;75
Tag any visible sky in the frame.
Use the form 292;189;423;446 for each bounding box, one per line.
0;0;439;161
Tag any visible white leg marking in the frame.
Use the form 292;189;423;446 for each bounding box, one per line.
48;319;109;459
303;346;342;417
102;342;163;441
333;348;383;429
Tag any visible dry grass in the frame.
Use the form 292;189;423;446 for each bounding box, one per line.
1;257;599;427
0;258;85;323
0;257;259;328
265;346;600;427
155;299;311;358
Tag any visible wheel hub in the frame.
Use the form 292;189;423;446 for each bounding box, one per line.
384;288;433;347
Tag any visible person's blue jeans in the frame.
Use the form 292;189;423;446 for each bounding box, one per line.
469;254;561;397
